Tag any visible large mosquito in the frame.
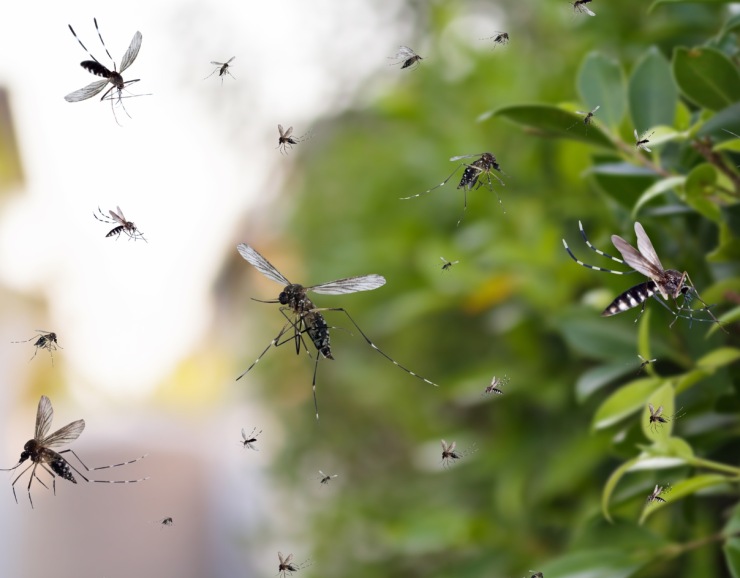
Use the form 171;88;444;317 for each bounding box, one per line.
634;129;655;152
571;0;596;16
204;57;235;84
12;331;61;365
646;483;670;504
0;395;148;508
94;206;146;241
64;18;144;124
240;427;261;451
277;124;309;155
277;552;310;578
236;244;438;419
389;45;423;69
401;152;506;225
567;105;599;132
562;221;724;329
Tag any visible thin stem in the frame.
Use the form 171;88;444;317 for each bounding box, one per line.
692;137;740;197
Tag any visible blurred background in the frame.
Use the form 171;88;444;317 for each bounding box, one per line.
0;0;738;577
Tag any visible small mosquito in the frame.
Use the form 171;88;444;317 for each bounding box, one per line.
482;31;509;47
440;257;459;271
12;331;61;365
94;206;146;241
571;0;596;16
527;572;544;578
204;57;235;84
637;354;657;374
236;244;438;419
277;552;311;578
562;221;724;329
318;470;338;485
647;403;684;432
646;483;671;504
482;375;509;396
153;517;174;528
567;105;600;132
65;18;144;124
389;45;423;69
634;129;655;152
277;124;310;155
240;427;262;451
401;152;506;225
440;439;476;469
0;395;148;508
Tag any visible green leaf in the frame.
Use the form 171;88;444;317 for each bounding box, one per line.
576;361;634;402
632;176;686;217
651;0;740;11
684;163;722;222
709;306;740;336
696;347;740;370
629;47;677;133
676;368;711;394
577;52;626;129
593;378;663;430
587;163;660;209
697;102;740;138
642;382;675;441
542;548;649;578
724;537;740;578
603;457;642;522
639;474;729;524
672;47;740;111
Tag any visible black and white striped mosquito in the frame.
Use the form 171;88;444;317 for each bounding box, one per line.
571;0;596;16
277;124;309;155
12;331;61;365
236;244;438;419
401;152;506;224
634;129;655;152
482;31;509;47
562;221;724;329
646;483;670;504
240;427;261;451
277;552;311;578
389;45;423;69
94;206;146;241
567;105;599;131
482;375;508;396
204;57;235;84
440;439;476;469
0;395;148;508
440;257;459;271
318;470;338;485
64;18;144;124
637;354;656;374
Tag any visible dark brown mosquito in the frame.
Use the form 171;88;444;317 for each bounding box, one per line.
440;257;459;271
562;221;725;329
567;105;599;131
204;57;235;84
277;124;309;155
571;0;596;16
152;516;174;528
318;470;338;485
634;129;655;152
240;427;261;451
648;403;668;431
277;552;311;578
389;45;423;69
94;206;147;241
0;395;148;508
65;18;144;125
12;331;61;365
646;483;670;504
440;439;476;469
482;375;508;396
482;31;509;47
637;354;657;374
236;244;438;419
401;152;506;225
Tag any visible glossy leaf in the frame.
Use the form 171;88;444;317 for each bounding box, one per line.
632;176;686;217
684;164;722;223
672;47;740;111
696;347;740;370
629;47;677;133
577;52;626;129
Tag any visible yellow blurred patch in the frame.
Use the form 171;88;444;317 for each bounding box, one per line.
463;274;518;313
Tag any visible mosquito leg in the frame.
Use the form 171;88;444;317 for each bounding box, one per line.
236;320;295;380
578;221;629;264
59;449;149;483
93;18;115;64
400;165;462;201
311;352;321;420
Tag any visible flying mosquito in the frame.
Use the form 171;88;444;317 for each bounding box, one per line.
277;124;310;155
440;439;476;469
482;31;509;47
482;375;508;396
567;105;600;131
401;152;506;225
236;244;438;419
647;403;684;431
318;470;338;485
440;257;459;271
527;572;544;578
94;206;146;241
388;45;423;69
637;354;657;374
562;221;724;329
12;331;61;365
152;516;174;528
571;0;596;16
64;18;144;124
240;427;262;451
646;483;670;504
204;56;235;84
634;129;655;152
0;395;148;508
277;552;310;578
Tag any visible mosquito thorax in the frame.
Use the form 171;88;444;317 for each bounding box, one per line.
23;439;38;453
663;270;687;298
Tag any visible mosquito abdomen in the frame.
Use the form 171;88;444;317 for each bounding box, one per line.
50;455;77;484
601;281;658;316
81;60;111;78
306;312;333;359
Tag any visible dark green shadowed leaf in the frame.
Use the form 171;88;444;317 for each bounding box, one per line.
578;52;626;129
672;47;740;111
684;164;722;222
652;0;740;10
629;47;677;132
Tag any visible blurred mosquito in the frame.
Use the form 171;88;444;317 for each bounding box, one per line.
634;129;655;152
12;331;61;365
236;244;438;419
0;395;148;508
440;257;459;271
571;0;596;16
482;31;509;47
94;206;146;241
278;552;311;578
647;403;684;432
562;221;725;330
152;516;174;528
527;572;544;578
240;427;261;451
204;57;235;84
646;483;671;504
318;470;338;485
637;354;656;374
277;124;309;155
567;105;599;132
402;152;506;225
389;45;423;69
64;18;144;125
482;375;508;396
440;439;476;469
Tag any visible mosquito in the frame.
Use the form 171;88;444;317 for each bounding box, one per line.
389;45;423;69
240;427;262;451
527;572;544;578
277;552;310;578
482;31;509;47
567;105;600;132
65;18;144;124
562;221;724;329
318;470;338;485
440;439;476;469
637;354;657;374
152;516;174;528
646;483;670;504
204;57;235;84
440;257;459;271
401;152;506;224
277;124;310;155
0;395;148;508
12;331;61;365
482;375;508;396
647;403;684;432
236;244;438;419
571;0;596;16
634;129;655;152
94;206;146;241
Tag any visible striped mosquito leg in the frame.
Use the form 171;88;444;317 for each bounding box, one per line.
68;24;99;62
400;166;461;200
578;220;634;268
562;239;628;274
93;18;115;64
60;449;149;482
236;319;295;380
602;281;658;316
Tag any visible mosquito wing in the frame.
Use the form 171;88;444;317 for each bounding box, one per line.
241;428;247;440
450;153;484;162
237;244;291;286
654;405;663;417
308;274;386;295
64;79;110;102
226;56;236;65
394;46;416;59
611;230;663;279
280;125;293;139
35;395;55;440
119;31;143;73
582;6;596;15
633;222;666;272
210;61;224;66
110;206;126;224
42;418;85;448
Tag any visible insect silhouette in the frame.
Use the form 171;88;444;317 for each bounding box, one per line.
277;552;310;578
318;470;338;485
634;129;655;152
440;440;476;469
571;0;596;16
482;31;509;47
401;152;506;225
277;124;309;155
482;375;508;396
204;57;235;84
637;354;657;374
0;395;148;508
240;427;262;451
647;403;684;432
236;244;438;419
12;331;61;365
527;572;544;578
562;221;724;329
567;105;600;132
440;257;459;271
389;45;423;69
152;516;174;528
65;18;144;124
94;206;146;241
646;483;670;504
